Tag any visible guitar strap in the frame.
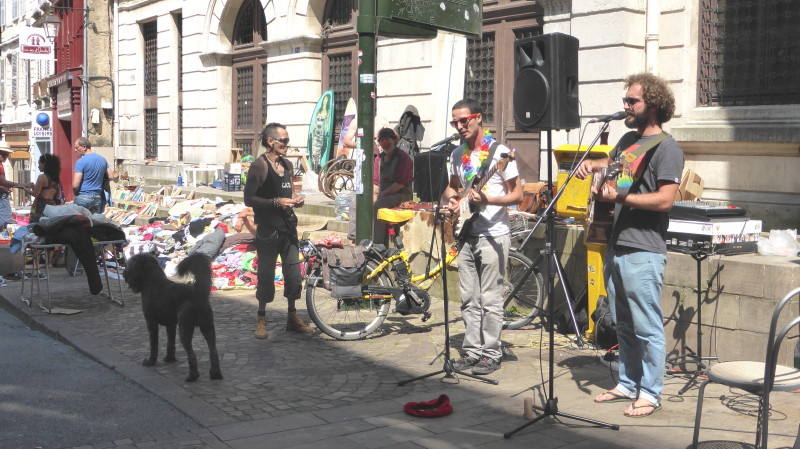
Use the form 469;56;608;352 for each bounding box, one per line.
616;131;668;167
477;141;501;178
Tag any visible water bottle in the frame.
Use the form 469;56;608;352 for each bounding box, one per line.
177;174;183;186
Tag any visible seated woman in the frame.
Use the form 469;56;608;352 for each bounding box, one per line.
25;154;63;223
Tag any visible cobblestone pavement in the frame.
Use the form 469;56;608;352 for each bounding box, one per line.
1;269;798;449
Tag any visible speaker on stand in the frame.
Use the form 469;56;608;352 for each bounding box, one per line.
504;32;620;438
513;33;580;131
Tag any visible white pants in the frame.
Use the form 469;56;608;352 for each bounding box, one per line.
457;234;510;361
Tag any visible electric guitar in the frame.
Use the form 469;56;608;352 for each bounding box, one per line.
584;161;622;244
453;151;515;239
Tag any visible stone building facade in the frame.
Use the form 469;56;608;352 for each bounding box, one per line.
111;0;798;229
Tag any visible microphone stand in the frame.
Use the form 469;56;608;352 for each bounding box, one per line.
398;205;498;386
504;125;619;438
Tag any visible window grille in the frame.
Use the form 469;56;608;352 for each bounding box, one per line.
328;0;356;27
143;22;157;97
236;140;253;157
236;66;254;129
176;14;183;93
698;0;800;106
261;63;268;127
465;33;495;123
234;0;267;46
328;53;352;134
145;108;158;159
178;105;183;161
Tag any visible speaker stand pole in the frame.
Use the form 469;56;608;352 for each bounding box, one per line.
505;130;619;439
398;206;498;386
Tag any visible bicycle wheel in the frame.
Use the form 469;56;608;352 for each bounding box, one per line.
503;250;545;330
306;260;393;340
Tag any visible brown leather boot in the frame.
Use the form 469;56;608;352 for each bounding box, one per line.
286;311;314;333
254;315;269;339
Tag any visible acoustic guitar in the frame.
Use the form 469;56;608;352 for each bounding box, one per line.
583;161;621;244
453;151;515;239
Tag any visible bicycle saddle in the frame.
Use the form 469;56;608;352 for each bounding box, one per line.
377;208;415;224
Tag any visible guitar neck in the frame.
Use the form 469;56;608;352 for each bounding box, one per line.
460;164;500;198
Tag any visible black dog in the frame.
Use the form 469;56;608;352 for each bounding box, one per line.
124;253;222;382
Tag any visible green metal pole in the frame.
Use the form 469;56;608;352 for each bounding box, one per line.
355;0;376;243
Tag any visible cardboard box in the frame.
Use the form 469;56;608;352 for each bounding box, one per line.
222;172;241;191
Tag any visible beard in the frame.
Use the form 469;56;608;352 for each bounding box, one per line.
624;109;650;129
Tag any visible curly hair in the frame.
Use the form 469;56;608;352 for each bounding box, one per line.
625;73;675;125
38;153;61;184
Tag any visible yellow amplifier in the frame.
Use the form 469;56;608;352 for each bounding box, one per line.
553;144;614;221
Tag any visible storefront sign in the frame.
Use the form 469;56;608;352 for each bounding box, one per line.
57;86;72;120
19;27;54;61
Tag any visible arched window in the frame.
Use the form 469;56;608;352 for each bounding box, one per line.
231;0;268;156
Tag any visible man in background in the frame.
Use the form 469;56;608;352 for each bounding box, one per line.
73;137;114;214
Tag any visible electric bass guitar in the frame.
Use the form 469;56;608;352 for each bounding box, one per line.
453;151;515;239
584;161;621;244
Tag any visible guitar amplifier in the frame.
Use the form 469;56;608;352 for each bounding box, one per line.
666;218;761;254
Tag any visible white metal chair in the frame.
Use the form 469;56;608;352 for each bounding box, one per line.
692;287;800;449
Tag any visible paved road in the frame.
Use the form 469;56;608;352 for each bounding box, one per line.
0;306;200;449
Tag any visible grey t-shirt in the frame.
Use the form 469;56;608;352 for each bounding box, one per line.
609;131;684;254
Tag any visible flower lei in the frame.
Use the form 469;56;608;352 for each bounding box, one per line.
462;130;495;182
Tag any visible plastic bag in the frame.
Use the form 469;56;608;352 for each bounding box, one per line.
757;229;800;257
301;170;320;195
334;190;354;221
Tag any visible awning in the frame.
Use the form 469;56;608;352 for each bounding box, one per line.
3;131;29;149
10;150;31;160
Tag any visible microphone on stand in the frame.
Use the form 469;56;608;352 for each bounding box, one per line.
430;133;460;149
587;111;627;124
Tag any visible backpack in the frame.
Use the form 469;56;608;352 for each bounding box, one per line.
320;245;368;298
591;295;618;350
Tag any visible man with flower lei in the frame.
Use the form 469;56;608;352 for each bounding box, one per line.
440;99;522;375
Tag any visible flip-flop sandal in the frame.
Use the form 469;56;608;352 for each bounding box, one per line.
624;402;662;418
594;390;634;403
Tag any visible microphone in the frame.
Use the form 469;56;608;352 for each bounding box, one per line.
588;111;627;124
430;133;460;148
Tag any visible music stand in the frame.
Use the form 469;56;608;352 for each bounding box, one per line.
398;205;498;386
505;129;619;439
666;244;719;394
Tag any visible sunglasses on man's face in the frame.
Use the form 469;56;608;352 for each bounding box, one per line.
449;113;479;128
273;137;290;145
622;97;642;106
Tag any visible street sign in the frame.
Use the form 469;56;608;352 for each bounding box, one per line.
377;0;482;38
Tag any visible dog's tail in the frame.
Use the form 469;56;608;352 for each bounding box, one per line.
176;253;213;297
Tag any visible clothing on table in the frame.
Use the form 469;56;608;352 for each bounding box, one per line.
603;131;684;406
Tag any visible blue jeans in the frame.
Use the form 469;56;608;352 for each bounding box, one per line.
604;246;666;405
74;192;105;214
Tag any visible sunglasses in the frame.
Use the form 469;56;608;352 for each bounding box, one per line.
622;97;642;106
273;137;290;145
449;113;479;128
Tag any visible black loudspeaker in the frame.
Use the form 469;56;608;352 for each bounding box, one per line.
414;147;453;202
513;33;580;131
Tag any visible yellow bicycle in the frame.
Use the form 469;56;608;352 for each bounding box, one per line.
301;209;544;340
